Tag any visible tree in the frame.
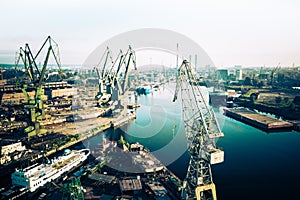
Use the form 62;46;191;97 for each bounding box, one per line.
252;78;259;86
290;103;296;111
284;97;290;104
258;81;265;88
244;77;252;85
250;93;258;103
293;96;300;105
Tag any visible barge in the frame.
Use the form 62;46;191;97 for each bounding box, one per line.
224;107;293;132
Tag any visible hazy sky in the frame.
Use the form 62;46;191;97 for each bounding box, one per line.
0;0;299;67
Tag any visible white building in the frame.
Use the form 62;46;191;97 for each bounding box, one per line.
236;69;243;81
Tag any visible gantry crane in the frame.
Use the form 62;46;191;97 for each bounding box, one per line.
173;60;224;200
14;36;64;138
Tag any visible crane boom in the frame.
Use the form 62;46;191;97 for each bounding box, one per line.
35;36;64;78
173;60;224;200
24;44;41;80
122;46;137;93
15;47;34;85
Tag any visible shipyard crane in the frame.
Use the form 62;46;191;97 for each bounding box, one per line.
93;45;138;108
269;62;281;86
94;46;114;99
105;50;123;94
15;36;65;85
102;46;138;103
103;45;139;111
14;36;65;138
173;60;224;200
15;47;35;85
94;48;125;106
112;46;137;96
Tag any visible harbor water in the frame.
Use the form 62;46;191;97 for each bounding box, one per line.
83;83;300;200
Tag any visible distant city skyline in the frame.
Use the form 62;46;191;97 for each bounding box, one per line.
0;0;300;68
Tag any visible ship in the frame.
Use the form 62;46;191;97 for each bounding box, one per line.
130;142;164;173
11;148;90;192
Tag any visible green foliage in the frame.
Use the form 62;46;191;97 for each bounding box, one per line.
250;95;256;103
118;135;125;145
290;103;296;110
258;81;266;88
74;134;80;140
244;77;252;85
252;78;259;86
256;96;292;108
118;135;130;149
283;97;289;103
294;96;300;105
243;89;257;98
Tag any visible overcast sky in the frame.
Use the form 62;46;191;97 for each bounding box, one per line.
0;0;299;67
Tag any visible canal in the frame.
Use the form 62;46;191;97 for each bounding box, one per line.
83;83;300;200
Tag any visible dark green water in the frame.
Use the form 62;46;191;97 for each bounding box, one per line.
85;83;300;200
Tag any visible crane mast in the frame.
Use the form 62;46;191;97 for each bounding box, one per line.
173;60;224;200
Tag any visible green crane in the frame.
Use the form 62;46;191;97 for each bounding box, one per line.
14;36;64;138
